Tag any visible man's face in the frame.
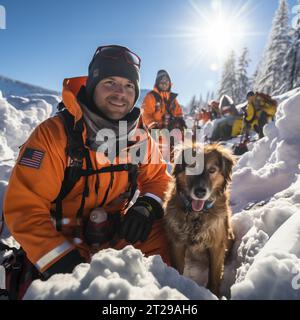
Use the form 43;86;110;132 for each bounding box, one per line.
158;75;170;91
93;76;136;120
247;95;255;103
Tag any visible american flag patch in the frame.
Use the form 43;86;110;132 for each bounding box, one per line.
19;148;45;169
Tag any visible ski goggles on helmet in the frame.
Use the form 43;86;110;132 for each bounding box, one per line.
91;45;141;68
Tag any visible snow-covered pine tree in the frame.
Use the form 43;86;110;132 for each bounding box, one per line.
188;95;197;115
218;51;237;102
205;91;210;105
235;47;251;104
254;0;291;94
198;94;204;110
281;1;300;92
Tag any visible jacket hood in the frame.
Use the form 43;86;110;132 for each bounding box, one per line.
154;69;172;92
62;76;87;123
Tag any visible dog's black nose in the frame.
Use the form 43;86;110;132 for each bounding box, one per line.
194;187;207;198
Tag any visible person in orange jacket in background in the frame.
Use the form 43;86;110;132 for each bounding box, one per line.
141;70;184;130
3;45;171;285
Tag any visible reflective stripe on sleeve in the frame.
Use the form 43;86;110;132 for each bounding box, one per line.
35;241;73;271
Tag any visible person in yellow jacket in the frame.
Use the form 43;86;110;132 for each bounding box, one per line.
244;91;277;138
141;70;184;129
3;45;171;283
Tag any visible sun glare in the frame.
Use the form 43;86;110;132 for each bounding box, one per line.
179;0;259;71
201;15;245;59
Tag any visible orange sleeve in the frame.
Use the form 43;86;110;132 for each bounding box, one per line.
141;93;162;127
173;99;183;117
3;117;76;272
137;135;171;204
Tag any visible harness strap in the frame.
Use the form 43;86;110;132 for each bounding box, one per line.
53;107;87;232
124;164;139;209
74;150;92;237
79;163;137;176
150;90;178;115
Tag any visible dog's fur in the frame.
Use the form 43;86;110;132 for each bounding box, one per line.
164;144;235;297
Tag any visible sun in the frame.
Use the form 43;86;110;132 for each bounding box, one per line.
201;15;245;59
179;0;259;70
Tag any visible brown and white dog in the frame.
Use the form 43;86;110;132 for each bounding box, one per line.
164;144;235;297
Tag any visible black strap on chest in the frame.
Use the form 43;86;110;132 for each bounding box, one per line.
53;103;139;232
150;90;178;115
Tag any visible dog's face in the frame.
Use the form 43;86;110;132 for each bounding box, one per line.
173;144;235;212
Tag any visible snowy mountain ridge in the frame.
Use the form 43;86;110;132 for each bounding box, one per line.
0;75;60;97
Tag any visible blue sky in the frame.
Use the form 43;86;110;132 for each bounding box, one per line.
0;0;298;105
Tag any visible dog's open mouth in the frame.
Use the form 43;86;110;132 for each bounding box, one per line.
192;199;205;212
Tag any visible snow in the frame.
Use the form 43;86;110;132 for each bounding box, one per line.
0;76;60;115
231;207;300;299
1;77;300;299
0;90;52;157
24;245;216;300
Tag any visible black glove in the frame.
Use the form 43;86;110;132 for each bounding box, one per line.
120;196;164;244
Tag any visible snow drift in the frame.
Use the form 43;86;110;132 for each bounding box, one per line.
24;246;216;300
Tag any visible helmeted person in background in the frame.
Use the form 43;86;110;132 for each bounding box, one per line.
3;45;171;298
208;100;221;120
243;91;277;138
141;70;184;130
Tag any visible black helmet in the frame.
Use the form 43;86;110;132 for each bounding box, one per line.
246;91;255;98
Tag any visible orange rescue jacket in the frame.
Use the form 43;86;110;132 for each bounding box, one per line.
141;87;183;128
3;77;171;273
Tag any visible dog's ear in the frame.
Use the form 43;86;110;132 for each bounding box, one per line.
172;163;184;176
172;148;186;176
219;148;236;192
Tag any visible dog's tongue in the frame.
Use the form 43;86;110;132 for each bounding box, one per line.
192;199;205;212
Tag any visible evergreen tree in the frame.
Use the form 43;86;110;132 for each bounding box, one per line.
254;0;291;94
198;94;203;109
188;95;197;115
205;91;210;105
218;51;237;102
282;1;300;92
235;47;251;103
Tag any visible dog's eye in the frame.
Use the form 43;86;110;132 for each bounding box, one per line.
208;168;217;174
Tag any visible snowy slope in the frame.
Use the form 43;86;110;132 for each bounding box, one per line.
1;86;300;299
0;76;60;97
0;75;61;114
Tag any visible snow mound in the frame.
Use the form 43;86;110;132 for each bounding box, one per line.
0;92;52;154
231;210;300;299
24;246;217;300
